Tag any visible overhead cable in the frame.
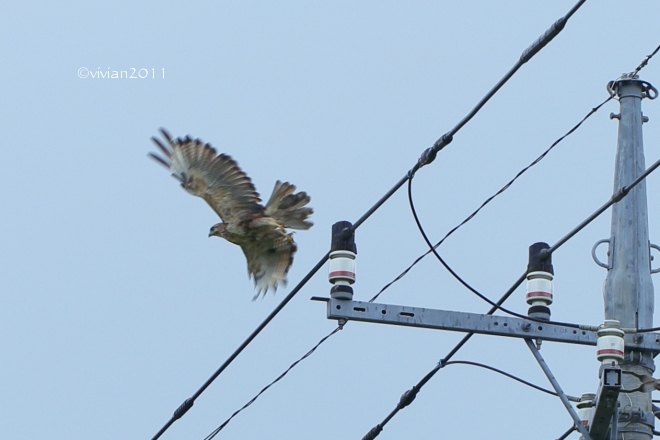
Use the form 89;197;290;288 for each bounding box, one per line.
629;43;660;78
203;324;344;440
370;94;613;303
407;176;581;328
151;1;587;437
442;360;580;400
361;153;660;439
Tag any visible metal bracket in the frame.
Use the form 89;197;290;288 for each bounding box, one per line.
650;243;660;274
592;239;612;269
526;339;593;440
620;350;656;371
641;81;658;100
322;298;660;353
619;407;655;428
589;365;621;440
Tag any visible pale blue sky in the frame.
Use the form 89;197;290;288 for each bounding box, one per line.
2;1;660;439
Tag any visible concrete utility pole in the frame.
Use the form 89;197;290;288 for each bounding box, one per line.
601;76;655;440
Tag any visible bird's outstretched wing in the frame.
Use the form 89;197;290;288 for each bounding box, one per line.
149;128;263;222
240;229;297;299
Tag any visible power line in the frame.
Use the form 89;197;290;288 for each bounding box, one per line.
186;30;660;440
409;0;587;176
150;253;330;440
555;425;577;440
198;133;649;436
369;39;660;306
407;175;581;328
149;1;586;437
203;324;344;440
370;94;613;303
629;43;660;77
441;360;580;401
362;276;527;440
360;147;660;440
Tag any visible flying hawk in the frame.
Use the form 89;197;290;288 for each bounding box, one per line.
149;128;313;299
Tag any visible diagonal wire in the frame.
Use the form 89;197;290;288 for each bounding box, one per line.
441;360;580;401
407;176;581;328
178;26;660;440
151;1;588;438
202;137;645;437
556;425;577;440
361;274;528;440
364;32;660;440
369;39;660;306
361;152;660;440
369;94;612;303
630;43;660;77
203;324;344;440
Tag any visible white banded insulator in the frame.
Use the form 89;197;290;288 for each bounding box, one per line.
596;320;625;363
329;250;356;300
525;271;553;306
329;250;356;284
576;393;595;430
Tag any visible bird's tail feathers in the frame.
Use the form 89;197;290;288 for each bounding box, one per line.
264;180;313;230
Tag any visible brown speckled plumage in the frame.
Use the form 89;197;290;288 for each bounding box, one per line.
149;128;313;298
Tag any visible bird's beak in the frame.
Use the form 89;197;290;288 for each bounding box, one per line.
208;231;213;237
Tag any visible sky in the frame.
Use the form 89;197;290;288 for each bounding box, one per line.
2;1;660;439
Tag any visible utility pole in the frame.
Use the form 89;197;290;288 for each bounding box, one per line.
317;76;659;440
599;75;656;439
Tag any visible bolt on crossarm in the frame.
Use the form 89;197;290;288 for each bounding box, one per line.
599;75;658;439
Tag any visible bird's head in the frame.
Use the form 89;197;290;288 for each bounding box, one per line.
209;223;226;238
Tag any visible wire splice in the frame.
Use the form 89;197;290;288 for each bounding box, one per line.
630;43;660;78
520;17;567;64
172;398;194;421
397;387;418;409
362;424;383;440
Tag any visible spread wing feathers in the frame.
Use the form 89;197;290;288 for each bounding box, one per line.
149;128;263;222
264;180;314;230
240;230;297;300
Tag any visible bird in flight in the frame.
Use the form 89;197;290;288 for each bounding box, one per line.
149;128;313;299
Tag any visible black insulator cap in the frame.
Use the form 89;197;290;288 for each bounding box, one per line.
528;305;551;321
331;221;357;254
527;242;553;274
331;285;354;296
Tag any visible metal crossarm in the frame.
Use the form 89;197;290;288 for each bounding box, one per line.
321;298;660;353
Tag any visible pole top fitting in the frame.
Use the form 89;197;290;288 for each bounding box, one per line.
331;221;356;253
527;242;554;275
607;77;657;100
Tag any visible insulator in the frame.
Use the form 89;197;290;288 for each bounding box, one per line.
329;250;356;284
576;393;595;430
526;271;554;306
329;221;357;300
526;243;554;321
596;320;625;363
